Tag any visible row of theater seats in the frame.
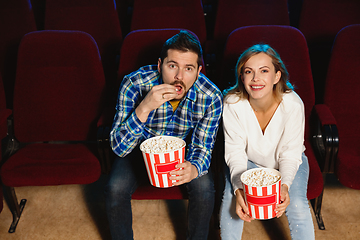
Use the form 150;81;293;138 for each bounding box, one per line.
1;23;359;234
1;0;360;108
0;0;359;234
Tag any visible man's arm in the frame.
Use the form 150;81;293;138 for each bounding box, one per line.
170;92;223;184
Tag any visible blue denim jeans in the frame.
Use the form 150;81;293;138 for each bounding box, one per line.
219;153;315;240
104;148;215;240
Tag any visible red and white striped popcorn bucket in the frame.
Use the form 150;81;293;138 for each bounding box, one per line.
241;168;281;220
140;136;186;188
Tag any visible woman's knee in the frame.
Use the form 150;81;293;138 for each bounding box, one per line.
286;195;311;219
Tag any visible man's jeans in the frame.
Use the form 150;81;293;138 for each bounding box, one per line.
219;153;315;240
104;148;215;240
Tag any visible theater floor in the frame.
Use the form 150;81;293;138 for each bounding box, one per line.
0;174;359;240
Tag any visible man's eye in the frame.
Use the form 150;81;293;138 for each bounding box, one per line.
186;67;193;71
169;64;176;68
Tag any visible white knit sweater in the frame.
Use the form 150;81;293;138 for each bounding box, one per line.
223;91;305;192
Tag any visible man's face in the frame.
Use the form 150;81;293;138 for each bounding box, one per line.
158;49;202;100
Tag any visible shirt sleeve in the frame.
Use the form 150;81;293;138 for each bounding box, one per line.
110;75;145;157
222;102;249;192
187;93;223;177
277;99;305;189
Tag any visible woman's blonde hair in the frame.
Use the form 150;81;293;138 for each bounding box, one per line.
223;44;293;102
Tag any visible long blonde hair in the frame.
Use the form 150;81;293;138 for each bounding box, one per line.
223;44;293;102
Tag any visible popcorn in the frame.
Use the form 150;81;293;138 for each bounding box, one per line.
241;169;281;187
140;136;185;153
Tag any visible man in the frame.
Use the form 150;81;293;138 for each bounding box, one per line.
105;30;223;240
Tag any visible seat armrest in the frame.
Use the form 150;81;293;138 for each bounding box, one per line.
96;106;116;174
314;104;337;126
1;114;20;164
311;104;339;173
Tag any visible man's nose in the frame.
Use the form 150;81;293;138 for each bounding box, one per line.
175;69;183;80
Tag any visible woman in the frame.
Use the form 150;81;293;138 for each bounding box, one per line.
220;44;315;240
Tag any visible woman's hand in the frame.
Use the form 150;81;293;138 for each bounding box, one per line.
276;184;290;218
235;189;255;222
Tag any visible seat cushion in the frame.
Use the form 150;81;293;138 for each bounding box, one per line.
132;183;188;200
1;143;101;187
336;137;360;189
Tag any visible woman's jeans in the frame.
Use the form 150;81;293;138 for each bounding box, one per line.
220;153;315;240
104;148;215;240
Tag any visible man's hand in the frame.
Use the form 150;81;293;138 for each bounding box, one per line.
169;161;198;186
275;184;290;218
135;84;177;122
235;189;255;222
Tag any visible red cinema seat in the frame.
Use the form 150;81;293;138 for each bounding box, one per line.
319;24;360;190
0;30;106;233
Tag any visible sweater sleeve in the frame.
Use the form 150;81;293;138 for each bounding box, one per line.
277;95;305;189
223;101;249;192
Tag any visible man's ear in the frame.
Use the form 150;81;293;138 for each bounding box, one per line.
197;65;202;76
157;58;162;73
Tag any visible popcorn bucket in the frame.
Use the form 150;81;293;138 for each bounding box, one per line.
241;168;281;220
140;136;186;188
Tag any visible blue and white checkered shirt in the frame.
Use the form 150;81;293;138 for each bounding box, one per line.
110;65;223;176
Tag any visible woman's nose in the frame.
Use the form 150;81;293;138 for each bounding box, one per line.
251;71;257;81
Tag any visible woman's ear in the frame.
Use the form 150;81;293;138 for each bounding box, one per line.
275;70;281;84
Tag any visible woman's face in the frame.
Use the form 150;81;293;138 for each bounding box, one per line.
242;52;281;101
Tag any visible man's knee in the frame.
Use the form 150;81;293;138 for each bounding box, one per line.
187;173;215;199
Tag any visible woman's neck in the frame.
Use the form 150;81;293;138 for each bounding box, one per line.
249;94;280;113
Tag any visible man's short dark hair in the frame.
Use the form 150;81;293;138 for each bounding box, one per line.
160;30;203;68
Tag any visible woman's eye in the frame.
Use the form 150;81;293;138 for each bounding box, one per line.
244;70;251;74
261;69;269;73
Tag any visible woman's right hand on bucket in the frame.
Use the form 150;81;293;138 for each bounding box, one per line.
235;189;255;222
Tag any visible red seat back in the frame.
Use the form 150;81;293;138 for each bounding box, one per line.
45;0;123;89
213;0;289;51
323;24;360;189
0;0;37;108
13;31;106;143
130;0;207;45
117;29;206;93
220;26;314;136
299;0;360;103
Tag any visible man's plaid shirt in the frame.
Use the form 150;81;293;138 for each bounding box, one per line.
110;65;223;176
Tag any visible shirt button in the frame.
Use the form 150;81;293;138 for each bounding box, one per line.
135;128;140;132
166;132;170;135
